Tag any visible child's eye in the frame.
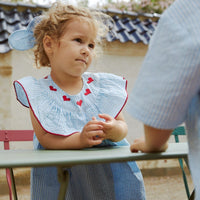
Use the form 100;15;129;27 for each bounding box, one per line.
75;38;82;43
88;43;95;49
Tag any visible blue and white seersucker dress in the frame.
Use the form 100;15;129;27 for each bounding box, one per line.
14;72;146;200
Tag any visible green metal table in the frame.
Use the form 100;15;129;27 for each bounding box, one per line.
0;143;188;200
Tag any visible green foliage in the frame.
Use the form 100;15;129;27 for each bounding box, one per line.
77;0;89;7
99;0;176;14
2;0;174;13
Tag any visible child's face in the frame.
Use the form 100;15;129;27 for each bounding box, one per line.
48;18;97;78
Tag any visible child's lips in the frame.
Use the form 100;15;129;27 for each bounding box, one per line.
76;59;87;64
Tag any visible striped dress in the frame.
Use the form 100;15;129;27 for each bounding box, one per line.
127;0;200;199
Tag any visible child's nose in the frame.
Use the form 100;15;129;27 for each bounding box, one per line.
80;46;89;56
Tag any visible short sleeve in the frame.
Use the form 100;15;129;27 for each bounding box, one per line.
14;77;31;108
95;73;128;119
127;11;200;129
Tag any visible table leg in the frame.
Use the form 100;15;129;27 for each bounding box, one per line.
9;168;18;200
57;167;70;200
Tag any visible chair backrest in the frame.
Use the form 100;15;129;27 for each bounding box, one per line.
172;126;186;143
0;130;34;150
0;130;34;200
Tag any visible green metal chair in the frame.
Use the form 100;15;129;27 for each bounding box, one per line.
172;126;191;199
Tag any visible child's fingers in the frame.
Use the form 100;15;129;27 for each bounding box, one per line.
85;137;103;147
92;116;97;121
98;113;112;121
85;124;103;132
90;130;105;138
86;119;105;130
90;139;103;146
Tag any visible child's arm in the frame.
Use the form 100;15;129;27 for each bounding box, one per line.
98;113;128;142
30;109;105;150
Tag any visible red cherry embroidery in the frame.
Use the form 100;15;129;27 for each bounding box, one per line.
63;95;71;101
87;77;94;84
84;89;91;96
49;86;57;91
77;100;83;106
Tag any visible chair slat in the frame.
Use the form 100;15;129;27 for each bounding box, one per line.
0;130;34;142
0;130;34;200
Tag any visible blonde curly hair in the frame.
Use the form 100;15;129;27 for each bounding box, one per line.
33;2;111;68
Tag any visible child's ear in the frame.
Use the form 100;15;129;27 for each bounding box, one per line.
43;35;54;54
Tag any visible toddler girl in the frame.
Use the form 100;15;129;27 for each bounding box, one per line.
9;2;145;200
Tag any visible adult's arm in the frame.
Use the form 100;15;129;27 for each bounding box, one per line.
130;125;172;153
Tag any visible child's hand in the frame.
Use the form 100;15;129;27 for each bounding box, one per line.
80;117;105;148
98;113;128;142
98;114;117;140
